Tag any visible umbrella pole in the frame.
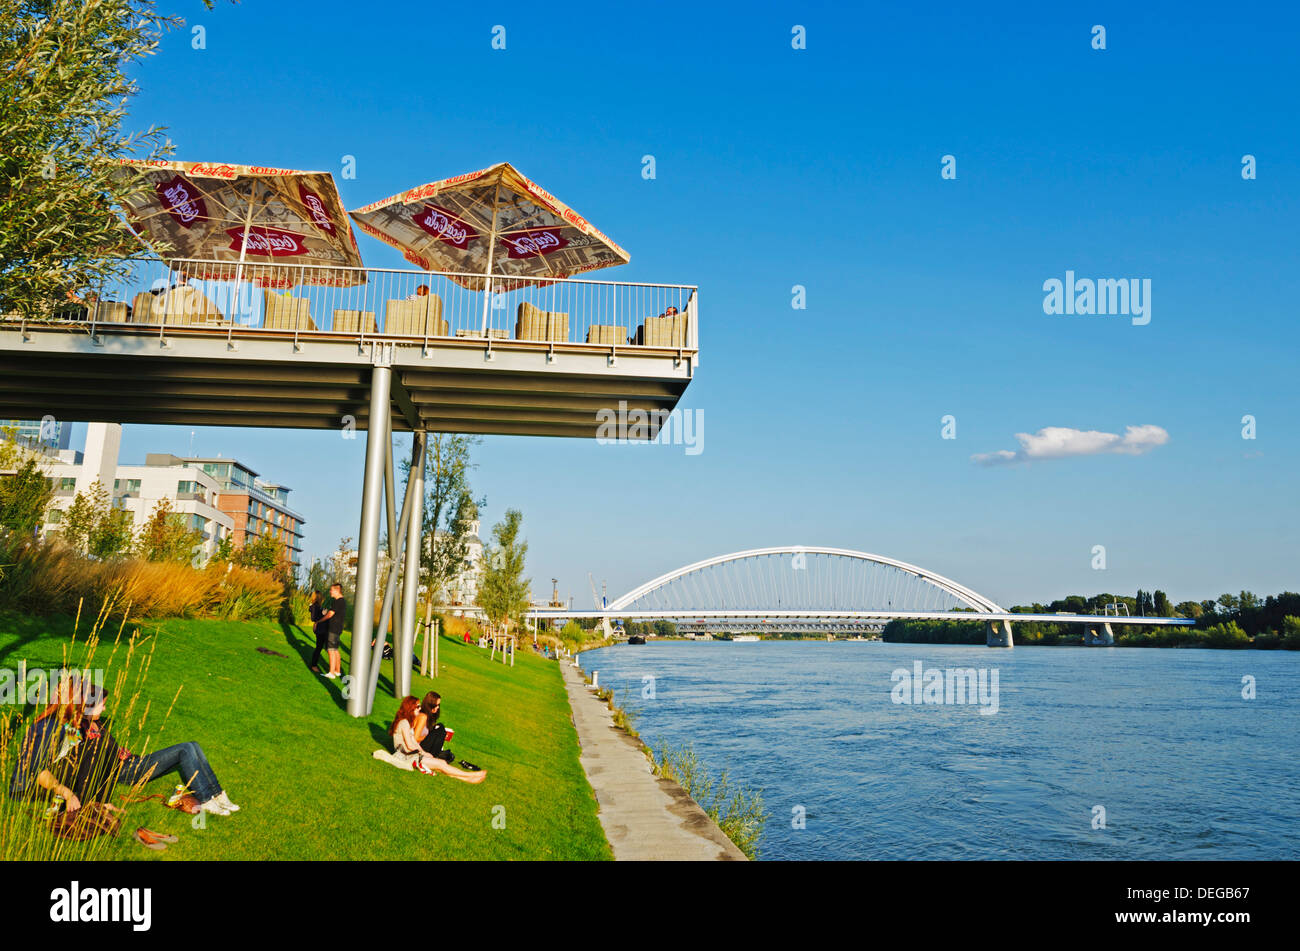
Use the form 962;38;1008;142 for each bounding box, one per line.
479;182;503;336
232;195;256;322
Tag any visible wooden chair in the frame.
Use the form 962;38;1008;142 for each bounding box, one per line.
635;313;690;347
263;290;314;330
332;309;377;333
384;295;448;336
158;285;226;325
585;324;627;345
515;301;569;342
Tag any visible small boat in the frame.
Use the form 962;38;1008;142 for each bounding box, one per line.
627;635;646;645
733;635;759;642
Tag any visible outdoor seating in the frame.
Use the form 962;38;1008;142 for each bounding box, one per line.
585;324;627;345
332;309;377;333
635;313;689;347
263;290;314;330
89;301;131;323
515;301;569;342
384;295;447;336
130;292;157;323
157;285;227;325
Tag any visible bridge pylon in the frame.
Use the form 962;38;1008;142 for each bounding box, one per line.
985;619;1014;648
1084;621;1115;646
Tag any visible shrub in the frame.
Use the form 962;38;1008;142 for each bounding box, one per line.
653;742;767;860
1203;621;1250;649
0;532;282;620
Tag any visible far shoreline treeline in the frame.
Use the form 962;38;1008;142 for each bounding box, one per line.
883;591;1300;649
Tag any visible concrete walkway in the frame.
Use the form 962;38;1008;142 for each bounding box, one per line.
561;660;745;861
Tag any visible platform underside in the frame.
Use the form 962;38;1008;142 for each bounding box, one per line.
0;324;695;437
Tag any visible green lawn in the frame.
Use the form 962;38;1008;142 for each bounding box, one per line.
0;611;611;860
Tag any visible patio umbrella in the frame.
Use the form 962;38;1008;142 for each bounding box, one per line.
348;162;629;330
115;159;365;288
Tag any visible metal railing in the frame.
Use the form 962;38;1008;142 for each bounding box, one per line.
9;258;699;355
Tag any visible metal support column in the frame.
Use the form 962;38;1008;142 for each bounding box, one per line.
365;463;416;714
347;357;391;717
397;431;427;698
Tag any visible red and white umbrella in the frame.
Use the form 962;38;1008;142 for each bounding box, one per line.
115;159;365;287
348;162;629;293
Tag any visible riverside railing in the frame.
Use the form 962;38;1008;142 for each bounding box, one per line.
6;258;699;358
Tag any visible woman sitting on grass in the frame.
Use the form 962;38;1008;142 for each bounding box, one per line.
389;696;486;784
413;691;450;759
8;680;241;817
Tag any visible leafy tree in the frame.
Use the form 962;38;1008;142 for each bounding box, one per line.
1216;593;1239;614
1153;590;1173;617
236;531;288;576
0;1;222;318
212;534;234;563
476;509;530;638
58;479;131;558
409;434;483;608
135;497;204;563
303;557;330;596
0;456;53;536
328;536;355;599
1174;600;1203;619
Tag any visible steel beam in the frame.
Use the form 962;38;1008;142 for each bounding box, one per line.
397;431;426;698
347;361;391;717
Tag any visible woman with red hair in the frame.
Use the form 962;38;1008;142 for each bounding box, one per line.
389;696;486;784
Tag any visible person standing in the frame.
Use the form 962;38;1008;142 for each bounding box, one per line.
307;590;327;674
318;582;346;680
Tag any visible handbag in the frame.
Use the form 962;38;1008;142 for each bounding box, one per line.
49;802;123;841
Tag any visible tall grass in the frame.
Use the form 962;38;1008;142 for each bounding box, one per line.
653;743;768;860
0;597;183;860
0;533;281;620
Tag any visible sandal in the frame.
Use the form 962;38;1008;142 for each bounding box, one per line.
134;827;172;851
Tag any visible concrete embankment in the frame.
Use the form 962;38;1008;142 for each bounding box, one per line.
560;659;745;861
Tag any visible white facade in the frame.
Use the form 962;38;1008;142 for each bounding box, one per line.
441;518;484;606
41;423;234;563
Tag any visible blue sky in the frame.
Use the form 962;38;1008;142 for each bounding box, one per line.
86;0;1299;608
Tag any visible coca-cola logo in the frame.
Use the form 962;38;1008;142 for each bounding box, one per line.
413;205;477;248
188;163;238;179
156;175;207;229
502;228;568;259
225;226;308;257
298;183;334;234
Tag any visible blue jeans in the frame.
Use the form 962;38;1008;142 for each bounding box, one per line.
120;741;223;802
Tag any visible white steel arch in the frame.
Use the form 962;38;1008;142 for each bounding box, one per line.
606;546;1004;614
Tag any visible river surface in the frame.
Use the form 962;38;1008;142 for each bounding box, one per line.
579;640;1300;860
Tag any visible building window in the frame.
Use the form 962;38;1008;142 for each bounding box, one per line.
48;508;63;524
58;477;75;491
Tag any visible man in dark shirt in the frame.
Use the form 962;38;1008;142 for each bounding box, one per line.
318;582;346;679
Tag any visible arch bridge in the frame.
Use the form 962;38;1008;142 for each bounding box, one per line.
522;547;1196;646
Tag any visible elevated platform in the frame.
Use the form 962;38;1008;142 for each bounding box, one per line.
0;320;694;437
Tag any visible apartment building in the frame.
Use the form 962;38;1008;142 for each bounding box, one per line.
27;423;303;567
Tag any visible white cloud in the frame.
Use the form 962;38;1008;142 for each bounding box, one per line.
972;424;1169;466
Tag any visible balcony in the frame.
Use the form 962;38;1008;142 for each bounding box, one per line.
0;259;698;438
15;258;697;352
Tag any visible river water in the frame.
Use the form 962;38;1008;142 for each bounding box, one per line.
579;640;1300;860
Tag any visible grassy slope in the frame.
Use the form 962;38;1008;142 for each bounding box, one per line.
0;611;610;861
